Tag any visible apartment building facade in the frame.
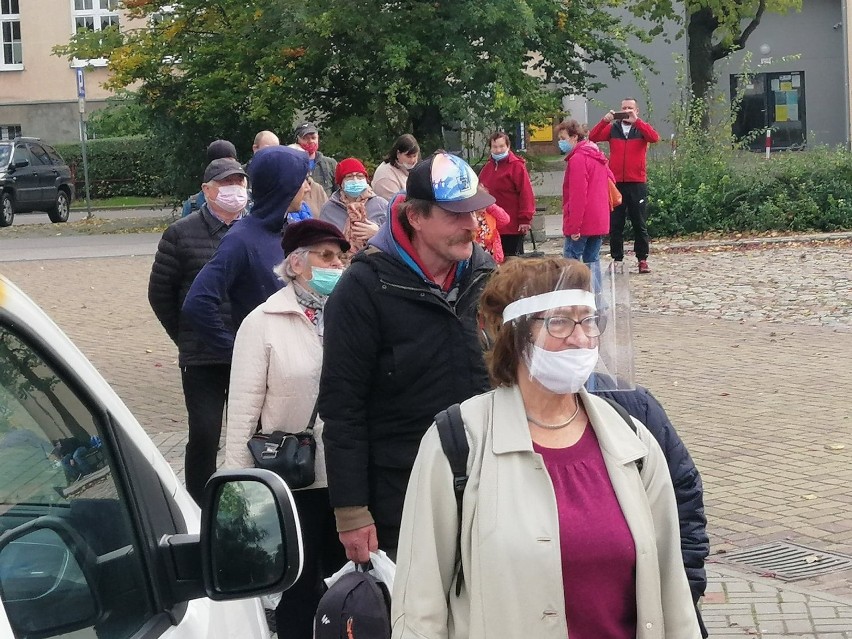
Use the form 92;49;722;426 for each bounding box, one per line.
1;0;121;143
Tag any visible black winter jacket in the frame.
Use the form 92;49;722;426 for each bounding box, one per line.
319;244;495;524
147;206;235;367
592;380;709;637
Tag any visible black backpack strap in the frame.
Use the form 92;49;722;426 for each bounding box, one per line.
601;397;644;474
435;403;468;597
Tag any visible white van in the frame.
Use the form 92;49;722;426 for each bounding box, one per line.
0;275;302;639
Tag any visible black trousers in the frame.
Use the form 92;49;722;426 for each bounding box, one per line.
609;182;650;261
500;233;525;257
181;364;230;503
276;488;345;639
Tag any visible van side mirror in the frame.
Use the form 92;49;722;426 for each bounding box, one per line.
201;470;303;600
12;159;29;170
0;517;102;638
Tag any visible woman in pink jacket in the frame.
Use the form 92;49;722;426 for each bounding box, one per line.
479;132;536;258
559;119;614;265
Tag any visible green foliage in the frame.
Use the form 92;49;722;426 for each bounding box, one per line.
53;0;652;194
54;137;167;200
647;148;852;236
88;91;148;139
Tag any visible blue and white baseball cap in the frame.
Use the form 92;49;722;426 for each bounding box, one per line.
406;152;495;213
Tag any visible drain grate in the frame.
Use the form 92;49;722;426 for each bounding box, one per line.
721;542;852;581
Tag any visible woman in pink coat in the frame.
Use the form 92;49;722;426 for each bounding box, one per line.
559;119;614;265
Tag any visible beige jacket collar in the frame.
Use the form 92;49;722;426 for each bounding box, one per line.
491;385;647;466
261;284;313;322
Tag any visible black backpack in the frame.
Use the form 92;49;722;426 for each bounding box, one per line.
314;568;392;639
434;397;643;596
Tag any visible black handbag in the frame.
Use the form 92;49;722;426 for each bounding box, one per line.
247;403;318;489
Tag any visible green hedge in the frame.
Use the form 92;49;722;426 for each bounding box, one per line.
646;147;852;236
54;137;168;200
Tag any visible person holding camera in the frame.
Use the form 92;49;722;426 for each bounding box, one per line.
589;98;659;274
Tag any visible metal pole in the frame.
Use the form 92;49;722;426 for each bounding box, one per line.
765;128;772;159
79;112;92;219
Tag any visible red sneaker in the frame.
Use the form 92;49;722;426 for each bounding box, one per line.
638;260;651;274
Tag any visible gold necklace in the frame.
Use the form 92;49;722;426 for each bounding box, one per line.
526;402;581;430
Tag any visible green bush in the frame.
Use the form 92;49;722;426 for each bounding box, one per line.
647;147;852;236
54;137;168;200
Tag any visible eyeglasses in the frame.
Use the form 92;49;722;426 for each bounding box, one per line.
531;314;604;339
308;249;348;264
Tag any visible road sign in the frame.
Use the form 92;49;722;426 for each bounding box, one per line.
76;68;86;99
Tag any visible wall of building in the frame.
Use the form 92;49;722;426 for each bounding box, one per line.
584;0;846;149
0;0;119;142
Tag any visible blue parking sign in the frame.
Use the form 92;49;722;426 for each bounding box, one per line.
76;68;86;99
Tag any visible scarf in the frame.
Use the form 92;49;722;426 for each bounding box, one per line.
293;282;327;338
340;188;374;253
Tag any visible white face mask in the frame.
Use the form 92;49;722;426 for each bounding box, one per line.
213;184;248;214
524;344;598;394
398;159;417;171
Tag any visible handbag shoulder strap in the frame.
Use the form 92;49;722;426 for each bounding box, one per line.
305;399;319;434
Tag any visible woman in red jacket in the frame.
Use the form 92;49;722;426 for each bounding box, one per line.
559;120;614;265
478;132;536;257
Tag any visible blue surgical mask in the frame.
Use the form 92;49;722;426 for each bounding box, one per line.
491;151;509;162
558;139;573;154
309;267;343;295
342;178;368;197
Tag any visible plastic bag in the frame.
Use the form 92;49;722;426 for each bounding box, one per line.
324;550;395;593
261;592;282;611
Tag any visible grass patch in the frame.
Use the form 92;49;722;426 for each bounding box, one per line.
71;195;170;210
0;216;173;239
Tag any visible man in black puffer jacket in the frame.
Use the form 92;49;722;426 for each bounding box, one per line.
592;377;710;638
319;153;496;563
148;157;248;503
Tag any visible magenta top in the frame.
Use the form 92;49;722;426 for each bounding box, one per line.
533;424;637;639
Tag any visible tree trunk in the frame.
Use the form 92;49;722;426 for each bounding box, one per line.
687;7;719;129
410;104;445;153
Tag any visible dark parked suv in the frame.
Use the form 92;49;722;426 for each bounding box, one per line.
0;137;75;227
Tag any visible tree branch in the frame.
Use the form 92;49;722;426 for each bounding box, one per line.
712;0;767;61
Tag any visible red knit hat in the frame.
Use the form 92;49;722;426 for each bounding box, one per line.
335;157;369;186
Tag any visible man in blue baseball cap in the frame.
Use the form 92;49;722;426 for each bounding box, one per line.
318;152;496;563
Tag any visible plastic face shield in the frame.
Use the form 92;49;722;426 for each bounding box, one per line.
501;260;635;392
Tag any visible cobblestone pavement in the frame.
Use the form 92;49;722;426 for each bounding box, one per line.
2;237;852;636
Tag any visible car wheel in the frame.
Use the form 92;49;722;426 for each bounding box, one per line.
48;190;70;223
0;192;14;227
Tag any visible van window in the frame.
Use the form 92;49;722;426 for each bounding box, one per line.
0;325;155;638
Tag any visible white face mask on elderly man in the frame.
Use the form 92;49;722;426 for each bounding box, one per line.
213;185;248;214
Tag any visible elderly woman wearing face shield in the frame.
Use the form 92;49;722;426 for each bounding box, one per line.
225;219;348;639
391;257;701;639
319;157;389;254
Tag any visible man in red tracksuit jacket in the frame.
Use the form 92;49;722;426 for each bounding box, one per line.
589;97;659;273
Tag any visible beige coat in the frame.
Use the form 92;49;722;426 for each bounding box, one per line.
370;161;409;200
392;386;701;639
225;285;327;488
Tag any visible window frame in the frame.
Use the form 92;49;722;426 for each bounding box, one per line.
0;124;21;140
70;0;120;68
0;0;23;71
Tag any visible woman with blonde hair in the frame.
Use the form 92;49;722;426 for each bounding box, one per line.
392;257;700;639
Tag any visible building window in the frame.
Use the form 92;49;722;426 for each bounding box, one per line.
1;0;22;70
0;124;21;139
73;0;120;33
731;71;807;151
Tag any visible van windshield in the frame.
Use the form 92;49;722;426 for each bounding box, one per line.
0;145;10;167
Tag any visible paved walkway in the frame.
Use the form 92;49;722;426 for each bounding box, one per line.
1;235;851;637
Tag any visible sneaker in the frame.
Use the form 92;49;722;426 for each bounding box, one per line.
638;260;651;274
